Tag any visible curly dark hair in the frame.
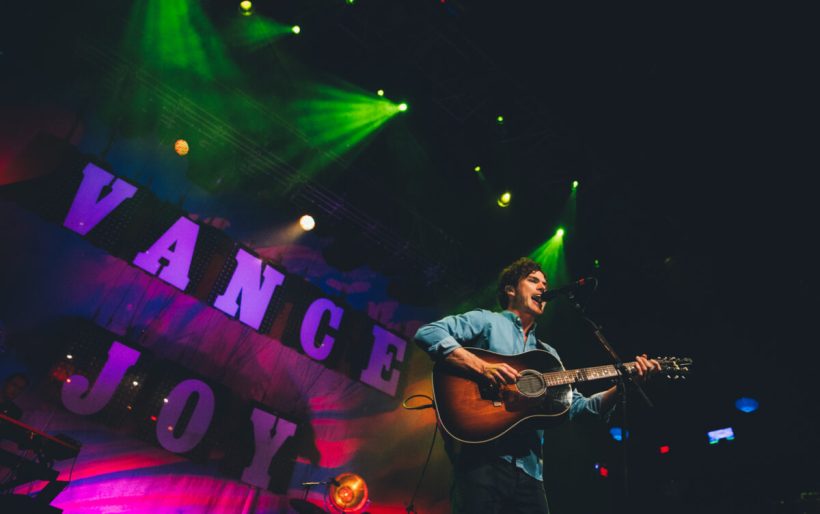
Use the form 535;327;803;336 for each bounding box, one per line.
497;257;544;309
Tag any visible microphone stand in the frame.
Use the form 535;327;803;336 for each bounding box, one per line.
563;290;653;511
300;479;334;501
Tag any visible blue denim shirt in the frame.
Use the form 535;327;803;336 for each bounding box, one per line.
414;309;612;481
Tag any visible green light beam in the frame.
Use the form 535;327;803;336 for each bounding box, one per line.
529;230;568;290
287;83;404;178
226;14;293;51
124;0;239;82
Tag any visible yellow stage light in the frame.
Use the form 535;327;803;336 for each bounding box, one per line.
174;139;189;156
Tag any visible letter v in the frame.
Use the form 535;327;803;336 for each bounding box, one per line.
63;162;137;236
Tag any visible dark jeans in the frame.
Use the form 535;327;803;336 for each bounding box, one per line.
451;456;550;514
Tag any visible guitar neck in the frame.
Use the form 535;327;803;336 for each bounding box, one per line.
543;362;638;387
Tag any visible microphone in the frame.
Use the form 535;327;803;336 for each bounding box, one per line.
538;277;596;302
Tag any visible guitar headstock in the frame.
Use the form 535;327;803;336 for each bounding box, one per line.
655;356;693;380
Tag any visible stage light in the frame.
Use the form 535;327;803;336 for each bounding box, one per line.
660;445;670;454
163;398;169;403
377;89;384;96
327;472;369;513
66;354;73;360
572;180;579;190
594;259;601;268
735;397;759;413
474;165;481;172
496;115;504;125
239;1;253;16
555;227;565;238
291;25;301;34
530;228;567;289
132;381;139;387
299;215;316;231
292;85;406;169
609;427;628;441
346;0;356;4
174;139;189;156
707;427;735;445
497;191;511;207
397;102;408;112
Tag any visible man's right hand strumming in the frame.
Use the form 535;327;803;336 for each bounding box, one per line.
445;347;520;386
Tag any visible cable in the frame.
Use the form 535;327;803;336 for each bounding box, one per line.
67;452;78;483
400;394;437;513
405;415;438;514
401;394;434;411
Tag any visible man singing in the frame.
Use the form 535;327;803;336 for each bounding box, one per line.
415;257;659;513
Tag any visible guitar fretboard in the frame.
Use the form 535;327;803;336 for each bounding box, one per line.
543;362;637;386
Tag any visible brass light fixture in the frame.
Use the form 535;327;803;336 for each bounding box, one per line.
327;472;369;513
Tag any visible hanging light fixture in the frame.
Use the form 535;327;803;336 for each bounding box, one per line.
326;472;369;513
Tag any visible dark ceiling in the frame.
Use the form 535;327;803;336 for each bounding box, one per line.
2;3;814;321
2;0;816;362
3;1;812;294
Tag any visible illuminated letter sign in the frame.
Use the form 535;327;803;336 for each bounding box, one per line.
5;138;410;399
133;216;200;290
63;163;137;235
299;298;344;361
360;325;406;396
241;409;298;488
156;379;216;454
213;249;285;330
61;341;141;415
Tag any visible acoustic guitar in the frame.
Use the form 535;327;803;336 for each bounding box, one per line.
432;348;691;443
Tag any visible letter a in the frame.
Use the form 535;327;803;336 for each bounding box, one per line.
133;217;200;290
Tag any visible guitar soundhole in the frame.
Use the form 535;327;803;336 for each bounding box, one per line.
515;370;547;397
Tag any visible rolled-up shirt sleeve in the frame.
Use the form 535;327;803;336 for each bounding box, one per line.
569;389;615;423
414;309;488;361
